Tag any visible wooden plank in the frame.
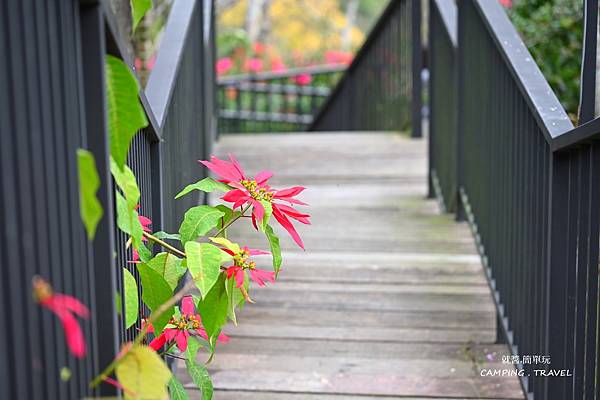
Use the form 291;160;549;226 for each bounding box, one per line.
224;324;495;343
213;337;508;359
183;371;524;399
227;307;495;331
269;281;491;294
244;290;496;313
210;392;454;400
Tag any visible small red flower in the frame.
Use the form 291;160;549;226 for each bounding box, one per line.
33;276;90;358
214;238;275;287
129;208;152;263
147;296;229;352
199;155;310;248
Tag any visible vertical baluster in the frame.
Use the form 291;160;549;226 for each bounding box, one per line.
235;80;242;133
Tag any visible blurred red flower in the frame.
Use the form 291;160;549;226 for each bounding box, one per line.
271;58;287;72
33;276;90;358
216;57;234;76
294;73;312;86
325;50;353;65
244;58;263;73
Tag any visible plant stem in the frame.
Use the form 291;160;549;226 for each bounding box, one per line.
158;341;177;357
164;353;187;361
143;231;186;258
213;204;251;237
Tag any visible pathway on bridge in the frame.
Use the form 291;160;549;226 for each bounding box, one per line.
180;132;524;399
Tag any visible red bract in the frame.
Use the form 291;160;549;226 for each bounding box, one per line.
222;246;275;287
33;276;90;358
147;296;229;352
129;209;152;263
199;155;310;248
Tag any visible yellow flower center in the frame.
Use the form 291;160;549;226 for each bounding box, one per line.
169;314;201;331
240;179;274;202
233;250;256;270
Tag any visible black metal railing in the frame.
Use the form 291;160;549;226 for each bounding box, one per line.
217;65;345;133
309;0;422;137
429;1;600;398
428;0;457;211
0;0;216;398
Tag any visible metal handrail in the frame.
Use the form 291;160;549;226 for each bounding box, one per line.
218;64;347;84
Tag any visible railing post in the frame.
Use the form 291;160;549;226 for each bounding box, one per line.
411;0;422;138
544;150;575;400
427;0;435;198
79;2;119;395
578;0;599;124
455;0;465;221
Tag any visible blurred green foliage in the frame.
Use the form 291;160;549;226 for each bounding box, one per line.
508;0;583;117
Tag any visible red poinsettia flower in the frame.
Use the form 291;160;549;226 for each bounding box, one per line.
129;209;152;263
147;296;229;352
33;276;90;358
212;238;275;287
199;155;310;248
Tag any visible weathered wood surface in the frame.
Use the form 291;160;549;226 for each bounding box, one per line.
178;133;524;399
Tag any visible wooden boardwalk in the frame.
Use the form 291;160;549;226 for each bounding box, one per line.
179;132;525;399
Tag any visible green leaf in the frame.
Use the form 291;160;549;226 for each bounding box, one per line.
209;237;241;254
179;206;224;245
168;377;190;400
115;191;144;248
115;345;172;400
265;225;282;275
214;205;240;237
185;359;213;400
76;149;103;240
175;177;233;199
123;268;139;329
147;252;187;290
110;157;140;209
185;242;223;298
137;263;174;334
131;0;152;31
105;55;148;170
197;273;228;340
225;273;248;325
186;336;203;362
259;200;272;232
137;242;153;263
153;231;181;240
